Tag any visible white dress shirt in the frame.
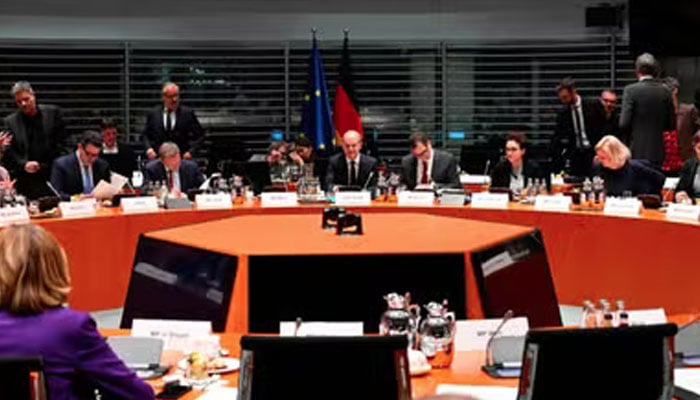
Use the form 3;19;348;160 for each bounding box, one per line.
167;168;182;191
163;108;177;130
571;95;590;148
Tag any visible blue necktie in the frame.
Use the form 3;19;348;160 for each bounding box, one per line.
83;166;93;194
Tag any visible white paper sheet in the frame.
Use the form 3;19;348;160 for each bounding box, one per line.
436;384;518;400
110;172;129;189
675;368;700;395
196;387;238;400
92;179;120;199
279;321;363;336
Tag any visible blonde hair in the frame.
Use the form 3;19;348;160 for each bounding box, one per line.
0;224;71;314
595;135;631;169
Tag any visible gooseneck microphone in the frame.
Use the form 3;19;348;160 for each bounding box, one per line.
484;309;515;367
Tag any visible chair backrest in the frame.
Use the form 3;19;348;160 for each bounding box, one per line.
0;356;47;400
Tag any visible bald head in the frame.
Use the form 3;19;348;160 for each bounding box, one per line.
342;130;363;160
162;82;180;111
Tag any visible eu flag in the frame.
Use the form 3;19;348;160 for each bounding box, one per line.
300;36;335;153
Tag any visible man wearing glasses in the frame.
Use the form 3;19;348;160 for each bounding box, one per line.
50;130;111;200
400;131;460;190
600;89;620;139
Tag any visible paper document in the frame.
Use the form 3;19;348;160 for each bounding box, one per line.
110;172;129;189
92;180;120;200
196;387;238;400
675;369;700;395
279;321;363;336
436;384;518;400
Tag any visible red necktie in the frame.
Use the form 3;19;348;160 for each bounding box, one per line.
168;170;174;190
421;160;429;184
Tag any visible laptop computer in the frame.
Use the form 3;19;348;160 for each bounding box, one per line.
106;336;169;380
238;336;411;400
517;323;677;400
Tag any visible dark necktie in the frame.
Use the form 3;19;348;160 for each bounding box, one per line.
421;160;429;184
167;170;174;191
165;110;173;132
572;105;583;148
349;160;357;186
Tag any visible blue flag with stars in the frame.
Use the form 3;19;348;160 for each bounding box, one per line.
300;36;334;153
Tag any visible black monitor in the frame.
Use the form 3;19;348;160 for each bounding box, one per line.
238;335;411;400
470;230;561;328
518;324;677;400
243;155;271;195
121;236;238;332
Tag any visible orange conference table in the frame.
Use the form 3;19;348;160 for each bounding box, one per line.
35;203;700;317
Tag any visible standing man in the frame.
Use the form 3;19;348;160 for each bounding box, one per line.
400;132;459;190
549;77;606;177
324;130;378;191
142;82;205;161
619;53;675;169
2;81;67;199
599;89;620;139
50;130;111;200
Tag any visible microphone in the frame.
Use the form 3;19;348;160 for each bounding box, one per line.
484;309;514;367
362;171;375;190
483;159;491;176
45;181;61;198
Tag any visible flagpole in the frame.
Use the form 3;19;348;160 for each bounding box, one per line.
343;28;349;39
311;27;317;40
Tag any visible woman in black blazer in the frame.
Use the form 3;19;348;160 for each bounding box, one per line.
490;131;547;195
675;131;700;203
593;135;665;197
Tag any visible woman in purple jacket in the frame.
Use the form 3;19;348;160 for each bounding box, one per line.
0;224;154;400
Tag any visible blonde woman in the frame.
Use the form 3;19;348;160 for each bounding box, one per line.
593;135;665;196
0;224;154;399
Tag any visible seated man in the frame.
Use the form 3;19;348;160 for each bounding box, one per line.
289;136;325;178
144;142;204;194
400;132;459;190
50;130;111;200
99;117;136;178
325;130;378;191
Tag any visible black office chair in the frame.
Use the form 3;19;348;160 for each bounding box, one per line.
0;356;48;400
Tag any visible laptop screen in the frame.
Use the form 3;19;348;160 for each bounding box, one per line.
470;230;562;328
518;324;677;400
121;235;238;332
238;336;411;400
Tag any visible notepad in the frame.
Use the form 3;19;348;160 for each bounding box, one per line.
675;369;700;395
436;384;518;399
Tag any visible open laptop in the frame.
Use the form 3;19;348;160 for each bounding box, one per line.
107;336;169;380
238;336;411;400
517;323;677;400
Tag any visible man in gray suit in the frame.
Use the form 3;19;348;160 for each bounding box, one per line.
400;132;460;190
619;53;675;169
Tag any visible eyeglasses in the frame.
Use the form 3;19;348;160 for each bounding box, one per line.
505;147;521;152
84;149;100;158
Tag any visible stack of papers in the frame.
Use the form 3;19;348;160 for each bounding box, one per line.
436;384;518;400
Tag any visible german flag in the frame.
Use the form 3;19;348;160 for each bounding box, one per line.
333;31;364;144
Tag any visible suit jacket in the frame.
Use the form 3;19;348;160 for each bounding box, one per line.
676;103;699;161
550;97;606;170
593;159;665;197
490;158;548;190
324;153;378;191
400;149;460;190
3;104;68;198
141;105;205;155
676;157;699;200
0;307;153;400
619;79;675;164
144;159;204;192
50;153;111;200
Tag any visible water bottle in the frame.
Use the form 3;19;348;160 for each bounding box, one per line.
580;300;597;328
616;300;629;327
583;178;593;204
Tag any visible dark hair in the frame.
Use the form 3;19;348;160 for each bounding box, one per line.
409;132;431;148
693;131;700;146
294;136;312;148
505;131;527;150
268;141;287;153
556;77;576;93
80;130;103;148
100;117;117;130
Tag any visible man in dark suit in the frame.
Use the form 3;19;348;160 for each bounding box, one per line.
50;130;111;200
400;131;460;190
142;82;205;161
600;89;620;139
100;117;137;178
549;77;606;177
144;142;204;194
619;53;675;169
2;81;68;199
325;130;378;191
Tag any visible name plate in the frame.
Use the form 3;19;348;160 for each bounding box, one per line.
471;192;509;209
627;308;667;326
454;317;529;351
279;321;364;337
59;199;96;218
440;193;466;206
667;203;700;222
334;191;371;206
0;206;30;226
534;195;572;212
603;197;641;217
131;319;213;351
397;191;434;206
261;192;298;207
195;193;232;210
121;196;159;214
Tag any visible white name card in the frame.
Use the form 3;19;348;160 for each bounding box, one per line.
279;321;364;337
121;196;159;214
454;317;529;351
0;206;30;226
261;192;298;207
667;203;700;222
58;199;96;218
627;308;667;326
471;192;509;209
195;193;232;210
534;195;572;212
334;191;371;206
397;191;434;206
132;319;213;351
603;197;641;217
460;174;491;185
